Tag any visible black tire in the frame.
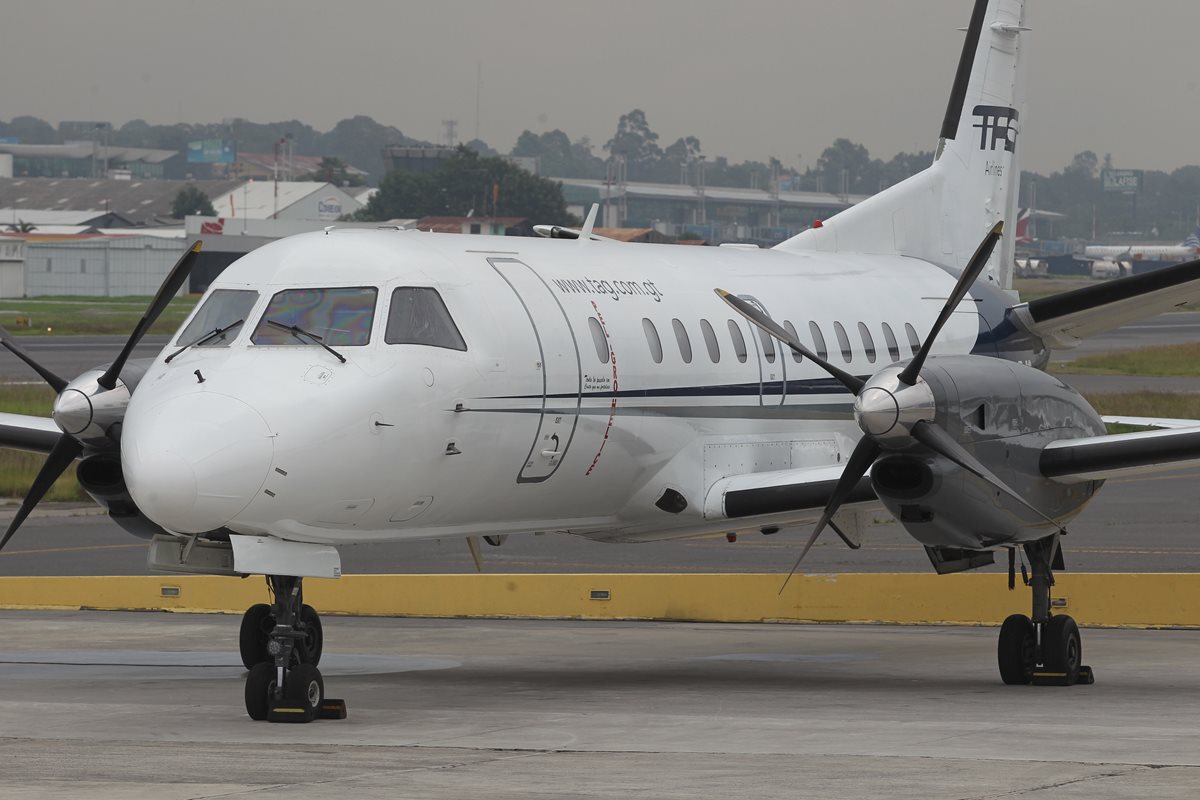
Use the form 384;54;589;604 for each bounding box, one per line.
298;604;323;667
239;603;275;670
285;663;324;720
1043;615;1082;686
998;613;1035;685
245;661;277;721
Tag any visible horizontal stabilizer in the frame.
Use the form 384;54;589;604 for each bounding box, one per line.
0;412;62;455
1008;258;1200;348
1041;425;1200;483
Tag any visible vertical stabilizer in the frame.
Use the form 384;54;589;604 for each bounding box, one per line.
777;0;1029;289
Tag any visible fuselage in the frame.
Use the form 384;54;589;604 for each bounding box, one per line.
121;228;1027;546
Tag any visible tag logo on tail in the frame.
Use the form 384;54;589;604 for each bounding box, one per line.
972;105;1019;152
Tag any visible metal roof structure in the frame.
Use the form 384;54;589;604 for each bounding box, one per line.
0;142;178;164
0;177;246;224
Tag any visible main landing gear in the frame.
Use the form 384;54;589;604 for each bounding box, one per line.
997;534;1094;687
241;575;347;722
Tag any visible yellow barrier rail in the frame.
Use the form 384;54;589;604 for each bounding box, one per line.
1;573;1198;627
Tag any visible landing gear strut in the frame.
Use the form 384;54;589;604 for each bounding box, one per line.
242;575;346;722
997;534;1094;687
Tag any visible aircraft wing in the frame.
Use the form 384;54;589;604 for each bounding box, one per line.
1102;415;1200;430
1006;258;1200;348
0;412;61;455
1040;425;1200;483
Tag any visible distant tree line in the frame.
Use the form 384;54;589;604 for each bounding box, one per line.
4;110;1199;240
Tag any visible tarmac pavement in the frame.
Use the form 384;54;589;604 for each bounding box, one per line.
0;611;1197;798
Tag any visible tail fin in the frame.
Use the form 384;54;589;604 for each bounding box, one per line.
1182;226;1200;250
776;0;1029;289
1015;208;1033;244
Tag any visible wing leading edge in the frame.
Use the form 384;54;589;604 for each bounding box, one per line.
1007;258;1200;349
1041;425;1200;483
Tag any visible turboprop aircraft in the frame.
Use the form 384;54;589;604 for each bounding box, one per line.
5;0;1200;723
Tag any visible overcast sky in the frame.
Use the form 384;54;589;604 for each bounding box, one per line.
3;0;1198;174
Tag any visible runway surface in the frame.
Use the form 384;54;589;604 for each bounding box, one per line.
0;611;1197;799
2;465;1197;576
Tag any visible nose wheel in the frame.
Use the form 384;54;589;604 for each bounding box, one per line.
243;575;345;722
997;535;1094;687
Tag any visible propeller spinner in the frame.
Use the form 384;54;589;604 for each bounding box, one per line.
0;241;202;551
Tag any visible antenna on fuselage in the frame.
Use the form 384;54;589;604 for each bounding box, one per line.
578;203;599;242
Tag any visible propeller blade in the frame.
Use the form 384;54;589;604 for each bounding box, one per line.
779;436;881;593
715;289;865;394
909;420;1063;531
0;325;68;393
897;221;1003;385
97;240;202;390
0;434;83;552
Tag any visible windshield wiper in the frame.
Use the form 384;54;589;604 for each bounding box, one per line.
164;319;245;364
265;319;347;363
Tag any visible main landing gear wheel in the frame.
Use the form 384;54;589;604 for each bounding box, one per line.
244;661;277;721
239;602;324;670
239;603;274;670
241;575;344;722
1039;614;1083;686
998;535;1094;687
997;613;1035;685
298;604;323;667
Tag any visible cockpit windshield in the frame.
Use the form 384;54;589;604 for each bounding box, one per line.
251;287;377;346
175;289;259;347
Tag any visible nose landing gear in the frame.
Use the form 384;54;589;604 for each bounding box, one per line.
242;575;345;722
997;535;1094;687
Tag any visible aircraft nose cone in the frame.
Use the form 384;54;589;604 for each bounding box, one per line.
123;393;273;534
855;386;900;437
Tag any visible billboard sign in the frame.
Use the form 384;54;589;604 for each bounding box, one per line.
1102;169;1142;193
186;139;236;164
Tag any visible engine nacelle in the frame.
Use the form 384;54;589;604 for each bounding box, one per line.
76;453;168;540
872;356;1105;549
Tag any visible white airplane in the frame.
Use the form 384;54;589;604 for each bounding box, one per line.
5;0;1200;723
1084;226;1200;265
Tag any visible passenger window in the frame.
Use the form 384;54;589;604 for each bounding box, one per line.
857;322;877;364
904;323;921;356
176;288;258;347
757;326;776;363
727;319;748;363
672;319;692;364
383;287;466;350
783;321;803;363
833;321;853;363
588;317;609;364
809;321;828;360
643;318;663;364
252;287;377;347
700;319;720;362
881;322;900;361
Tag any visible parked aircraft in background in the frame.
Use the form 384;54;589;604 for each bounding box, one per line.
1084;226;1200;265
4;0;1200;723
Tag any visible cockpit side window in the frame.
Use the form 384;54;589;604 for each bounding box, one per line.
252;287;377;346
384;287;467;351
175;289;259;347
